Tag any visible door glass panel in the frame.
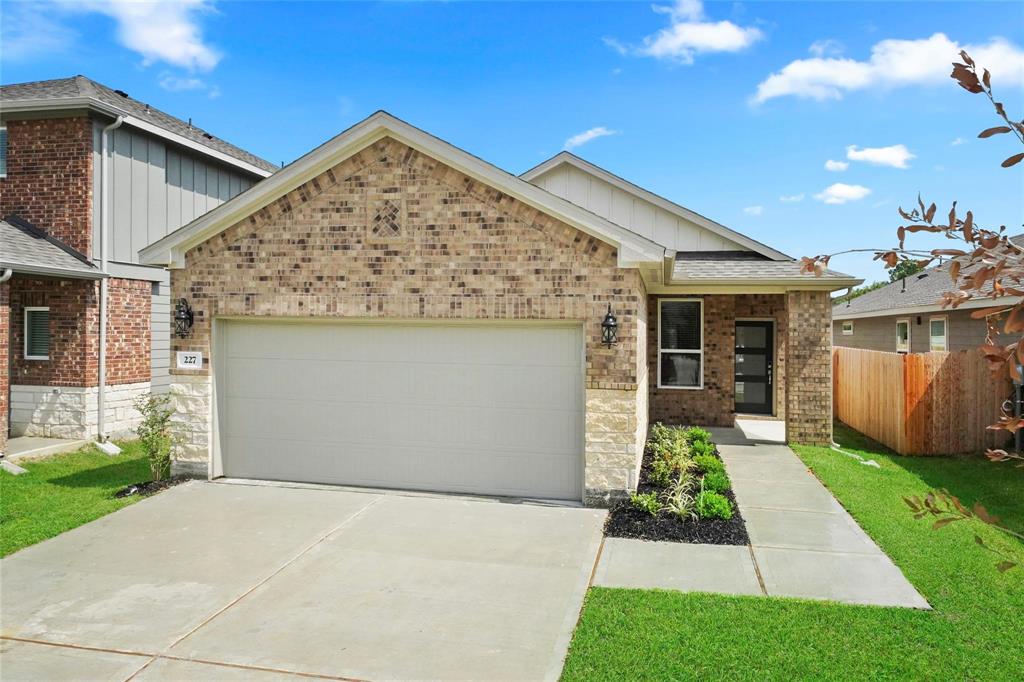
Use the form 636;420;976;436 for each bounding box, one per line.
735;353;767;376
735;381;766;404
736;325;767;349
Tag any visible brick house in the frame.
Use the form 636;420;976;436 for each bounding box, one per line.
0;76;276;456
141;112;860;505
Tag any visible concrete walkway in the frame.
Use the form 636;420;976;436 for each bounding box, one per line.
0;482;605;681
595;425;929;609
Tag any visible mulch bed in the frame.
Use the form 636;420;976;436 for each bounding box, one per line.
114;476;189;499
604;446;750;545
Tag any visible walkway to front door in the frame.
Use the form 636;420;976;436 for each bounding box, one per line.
735;321;774;414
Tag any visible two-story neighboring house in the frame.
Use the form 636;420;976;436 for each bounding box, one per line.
0;76;276;455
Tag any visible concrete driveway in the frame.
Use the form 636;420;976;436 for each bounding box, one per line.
0;482;606;681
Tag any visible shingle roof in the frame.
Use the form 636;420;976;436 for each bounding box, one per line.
833;235;1024;316
672;254;858;283
0;75;277;174
0;216;103;279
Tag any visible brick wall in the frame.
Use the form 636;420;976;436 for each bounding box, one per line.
648;294;736;427
0;117;94;257
785;290;833;444
1;281;8;453
169;137;647;500
8;276;150;388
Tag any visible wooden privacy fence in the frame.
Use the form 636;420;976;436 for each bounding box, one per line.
832;347;1012;455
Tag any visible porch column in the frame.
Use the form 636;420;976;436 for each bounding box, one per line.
784;290;833;445
1;279;9;455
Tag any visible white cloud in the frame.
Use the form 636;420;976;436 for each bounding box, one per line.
779;193;805;203
824;159;849;172
814;183;872;205
0;3;77;61
564;126;620;150
951;137;966;146
752;33;1024;104
159;74;206;92
743;205;764;216
608;0;763;65
846;144;915;168
67;0;221;71
809;39;844;58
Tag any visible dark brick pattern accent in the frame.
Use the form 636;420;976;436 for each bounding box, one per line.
171;137;644;390
0;117;94;257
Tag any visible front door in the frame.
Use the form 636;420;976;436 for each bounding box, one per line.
735;321;773;415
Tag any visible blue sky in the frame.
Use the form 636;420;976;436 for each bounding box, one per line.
3;0;1023;282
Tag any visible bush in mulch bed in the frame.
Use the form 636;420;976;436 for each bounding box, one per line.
114;476;189;499
604;424;750;545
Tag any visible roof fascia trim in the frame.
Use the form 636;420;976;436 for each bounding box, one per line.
833;296;1020;320
2;98;273;178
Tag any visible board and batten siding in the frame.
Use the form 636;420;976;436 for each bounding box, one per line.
92;123;257;265
530;163;746;252
151;278;171;394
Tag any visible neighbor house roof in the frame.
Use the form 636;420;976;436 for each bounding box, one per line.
0;216;104;279
140;111;668;270
673;252;859;286
0;75;276;177
833;235;1024;320
521;151;791;261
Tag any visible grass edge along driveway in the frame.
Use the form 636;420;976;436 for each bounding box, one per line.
562;423;1024;681
1;442;149;557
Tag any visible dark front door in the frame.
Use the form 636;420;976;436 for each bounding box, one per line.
735;321;774;415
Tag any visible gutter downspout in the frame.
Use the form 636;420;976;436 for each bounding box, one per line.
98;116;124;452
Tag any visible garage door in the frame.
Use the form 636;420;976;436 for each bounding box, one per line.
216;320;584;500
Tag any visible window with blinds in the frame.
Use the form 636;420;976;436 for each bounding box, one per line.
25;307;50;359
658;299;703;388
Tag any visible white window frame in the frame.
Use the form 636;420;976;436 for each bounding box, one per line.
0;125;7;178
896;318;911;353
841;321;854;336
929;315;948;352
24;306;50;360
657;298;704;390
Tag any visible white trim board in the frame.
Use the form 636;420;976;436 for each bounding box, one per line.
521;151;790;261
141;112;667;270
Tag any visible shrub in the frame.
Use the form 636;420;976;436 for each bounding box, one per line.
661;472;696;520
630;492;662;516
648;457;674;487
684;426;713;445
134;394;177;482
702;470;731;494
696;489;733;520
693;453;724;475
690;440;716;458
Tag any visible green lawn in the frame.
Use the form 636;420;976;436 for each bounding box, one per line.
1;442;150;557
562;423;1024;681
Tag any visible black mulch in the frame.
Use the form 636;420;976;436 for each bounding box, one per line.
604;446;750;545
114;476;189;499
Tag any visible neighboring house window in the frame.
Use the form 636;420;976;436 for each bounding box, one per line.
24;307;50;360
841;321;854;335
0;126;7;177
658;299;703;389
929;316;948;352
896;319;911;353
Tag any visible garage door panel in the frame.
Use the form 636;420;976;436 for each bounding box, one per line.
218;321;584;500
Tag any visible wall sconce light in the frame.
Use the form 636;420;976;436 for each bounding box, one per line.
174;298;194;339
601;303;618;348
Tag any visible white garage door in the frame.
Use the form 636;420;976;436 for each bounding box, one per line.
216;320;584;500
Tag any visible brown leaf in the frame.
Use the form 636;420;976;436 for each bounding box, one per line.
1002;152;1024;168
1005;305;1024;334
962;211;974;242
925;203;937;223
959;50;973;66
974;534;987;547
978;126;1012;138
932;518;958;530
973;502;1001;526
951;63;983;93
982;68;991;89
950;260;962;282
997;561;1017;573
969;306;1011;319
